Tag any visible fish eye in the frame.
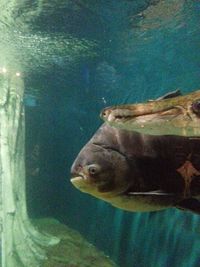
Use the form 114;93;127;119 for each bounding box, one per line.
191;99;200;115
88;164;100;175
101;109;110;118
101;110;107;118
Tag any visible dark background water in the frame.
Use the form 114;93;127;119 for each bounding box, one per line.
20;1;200;267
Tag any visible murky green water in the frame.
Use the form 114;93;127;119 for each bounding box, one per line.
1;1;200;267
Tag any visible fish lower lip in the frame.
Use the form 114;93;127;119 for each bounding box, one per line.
70;176;83;183
70;174;87;181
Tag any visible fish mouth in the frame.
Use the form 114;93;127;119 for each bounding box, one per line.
70;173;92;192
70;176;85;182
70;173;88;183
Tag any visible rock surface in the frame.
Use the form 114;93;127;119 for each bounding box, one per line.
33;218;118;267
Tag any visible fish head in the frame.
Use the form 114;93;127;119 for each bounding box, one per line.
70;139;178;212
100;90;200;137
70;142;131;200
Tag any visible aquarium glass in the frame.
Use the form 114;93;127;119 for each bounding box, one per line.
1;1;200;267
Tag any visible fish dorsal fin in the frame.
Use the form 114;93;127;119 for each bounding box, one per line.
148;89;182;102
127;190;174;196
156;89;182;100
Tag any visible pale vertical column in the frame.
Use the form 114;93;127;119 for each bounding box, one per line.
0;73;59;267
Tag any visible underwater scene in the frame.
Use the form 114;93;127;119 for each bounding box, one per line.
1;0;200;267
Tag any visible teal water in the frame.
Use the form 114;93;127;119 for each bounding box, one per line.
21;1;200;267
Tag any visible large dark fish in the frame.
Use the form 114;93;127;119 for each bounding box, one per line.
100;90;200;137
71;123;200;214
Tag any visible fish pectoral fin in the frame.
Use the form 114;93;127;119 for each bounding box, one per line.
127;190;174;196
155;89;182;101
176;198;200;215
